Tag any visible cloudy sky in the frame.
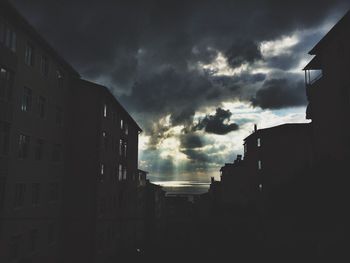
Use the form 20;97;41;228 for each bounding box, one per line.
12;0;350;183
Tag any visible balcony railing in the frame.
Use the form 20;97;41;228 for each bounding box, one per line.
305;69;323;86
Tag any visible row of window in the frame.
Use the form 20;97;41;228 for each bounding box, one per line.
21;86;63;124
18;134;62;162
99;163;127;183
1;18;65;83
13;182;59;208
25;41;64;82
0;19;16;52
244;137;262;154
103;104;129;135
101;131;128;156
9;223;56;260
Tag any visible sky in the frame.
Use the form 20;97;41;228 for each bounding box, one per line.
11;0;350;184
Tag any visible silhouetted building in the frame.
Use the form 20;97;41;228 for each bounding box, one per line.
143;180;165;251
220;155;256;207
302;11;350;258
304;11;350;163
243;123;313;202
1;2;79;262
0;2;146;263
62;79;143;263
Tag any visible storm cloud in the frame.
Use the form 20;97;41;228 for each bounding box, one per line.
251;79;307;109
194;108;239;135
11;0;350;181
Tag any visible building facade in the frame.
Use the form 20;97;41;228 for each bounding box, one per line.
62;79;143;263
304;11;350;163
1;2;79;262
243;123;313;203
0;2;146;263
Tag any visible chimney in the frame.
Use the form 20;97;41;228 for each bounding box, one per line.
237;155;242;161
211;177;214;184
254;124;257;132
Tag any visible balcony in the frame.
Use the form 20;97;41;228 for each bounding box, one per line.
305;69;323;86
304;56;323;101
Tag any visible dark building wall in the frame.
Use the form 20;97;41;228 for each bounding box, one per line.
1;1;79;262
305;11;350;162
1;2;144;263
62;79;99;263
243;123;313;212
62;78;143;263
220;158;255;207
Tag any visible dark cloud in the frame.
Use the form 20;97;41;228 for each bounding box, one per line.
251;79;307;109
180;134;203;149
194;108;239;135
226;40;262;68
10;0;350;180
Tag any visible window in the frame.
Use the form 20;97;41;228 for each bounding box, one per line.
24;43;35;66
35;139;44;160
125;123;128;135
48;223;55;244
118;164;122;181
123;168;127;180
40;55;49;77
38;96;46;118
124;142;127;157
56;70;64;89
55;106;63;125
21;87;32;112
0;121;10;156
49;182;59;202
258;160;262;170
18;134;30;159
120;119;124;130
0;177;6;211
102;131;108;150
119;139;123;156
103;104;107;118
14;183;26;208
52;144;62;162
99;164;105;182
32;183;40;206
0;20;16;52
0;67;14;100
30;229;38;251
259;184;263;192
257;138;261;147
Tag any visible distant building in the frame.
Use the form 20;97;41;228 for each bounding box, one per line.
220;155;256;207
303;11;350;163
143;180;165;250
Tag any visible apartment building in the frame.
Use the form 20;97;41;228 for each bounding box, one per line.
1;2;145;262
62;79;143;263
1;1;79;262
243;123;313;201
304;11;350;163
